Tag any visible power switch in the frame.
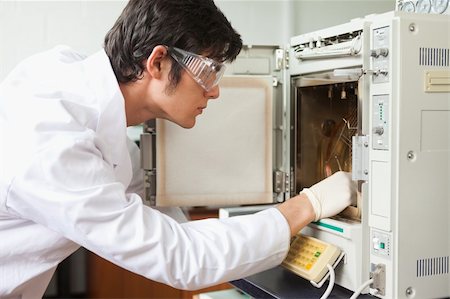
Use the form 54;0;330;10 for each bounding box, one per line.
371;230;391;257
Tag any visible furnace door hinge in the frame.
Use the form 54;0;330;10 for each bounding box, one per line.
274;48;289;70
141;123;157;205
352;135;369;181
273;171;290;194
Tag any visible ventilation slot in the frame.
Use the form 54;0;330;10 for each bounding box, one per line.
417;256;449;277
419;48;450;66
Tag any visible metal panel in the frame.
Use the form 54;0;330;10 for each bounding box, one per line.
393;12;449;299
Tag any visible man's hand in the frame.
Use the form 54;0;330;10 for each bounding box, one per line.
301;171;357;222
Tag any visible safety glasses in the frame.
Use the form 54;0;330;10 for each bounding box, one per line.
167;46;226;92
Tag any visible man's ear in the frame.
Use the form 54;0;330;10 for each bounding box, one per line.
145;45;169;79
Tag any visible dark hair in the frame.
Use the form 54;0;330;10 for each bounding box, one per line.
104;0;242;87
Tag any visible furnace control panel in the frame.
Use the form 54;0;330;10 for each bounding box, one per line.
372;95;390;150
371;26;391;151
372;26;390;84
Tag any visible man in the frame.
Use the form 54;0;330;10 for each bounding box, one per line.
0;0;355;297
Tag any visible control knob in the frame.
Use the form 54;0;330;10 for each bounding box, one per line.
373;126;384;135
370;48;389;58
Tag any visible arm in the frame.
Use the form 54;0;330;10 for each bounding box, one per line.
277;193;315;237
277;171;356;237
6;131;290;290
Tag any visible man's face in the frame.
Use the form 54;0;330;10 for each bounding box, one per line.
160;67;220;128
122;46;221;128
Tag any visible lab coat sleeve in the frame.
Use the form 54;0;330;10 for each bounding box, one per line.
6;131;290;290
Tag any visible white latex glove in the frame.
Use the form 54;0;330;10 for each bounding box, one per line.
300;171;357;222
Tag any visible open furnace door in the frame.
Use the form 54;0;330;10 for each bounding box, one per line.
152;76;274;207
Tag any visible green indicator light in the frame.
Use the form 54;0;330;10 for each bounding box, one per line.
315;252;321;257
380;243;385;249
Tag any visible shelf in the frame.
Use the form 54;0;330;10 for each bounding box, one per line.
230;266;374;299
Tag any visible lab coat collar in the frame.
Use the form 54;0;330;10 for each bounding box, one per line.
81;49;127;167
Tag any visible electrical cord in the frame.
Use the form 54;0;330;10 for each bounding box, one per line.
349;278;374;299
318;264;335;299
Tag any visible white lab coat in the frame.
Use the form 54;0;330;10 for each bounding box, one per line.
0;46;290;298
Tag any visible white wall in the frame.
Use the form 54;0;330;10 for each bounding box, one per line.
216;0;294;47
292;0;395;35
0;1;127;80
216;0;395;46
0;0;395;80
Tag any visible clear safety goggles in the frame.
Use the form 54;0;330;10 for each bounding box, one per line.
167;47;226;92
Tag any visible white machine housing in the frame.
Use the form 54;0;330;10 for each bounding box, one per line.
289;11;450;298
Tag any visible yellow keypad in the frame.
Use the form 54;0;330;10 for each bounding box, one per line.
282;234;341;283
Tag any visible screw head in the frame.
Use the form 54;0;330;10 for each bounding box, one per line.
406;287;415;297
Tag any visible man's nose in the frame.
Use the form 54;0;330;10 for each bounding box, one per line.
205;85;220;99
